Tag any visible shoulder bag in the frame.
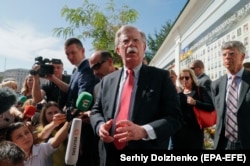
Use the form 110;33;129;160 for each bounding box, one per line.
193;87;216;129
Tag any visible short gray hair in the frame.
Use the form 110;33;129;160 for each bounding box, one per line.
114;25;146;49
221;40;246;54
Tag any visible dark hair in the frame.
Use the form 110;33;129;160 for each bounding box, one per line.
5;122;27;141
51;58;63;65
191;59;204;68
0;87;17;114
64;38;83;49
0;141;25;164
39;101;60;127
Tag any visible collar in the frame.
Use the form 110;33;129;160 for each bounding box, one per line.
227;67;244;80
75;58;86;68
197;73;205;79
122;63;142;80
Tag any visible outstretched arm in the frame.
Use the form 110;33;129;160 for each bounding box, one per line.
50;120;70;149
37;113;66;141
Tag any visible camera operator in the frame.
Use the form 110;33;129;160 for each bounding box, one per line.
32;58;70;109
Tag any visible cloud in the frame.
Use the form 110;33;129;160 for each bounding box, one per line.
0;20;73;73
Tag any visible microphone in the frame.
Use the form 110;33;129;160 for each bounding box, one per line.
65;118;82;165
0;87;17;114
18;95;27;106
76;91;93;112
66;92;93;121
31;112;40;126
23;105;36;119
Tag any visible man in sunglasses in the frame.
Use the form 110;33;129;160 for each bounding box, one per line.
89;50;117;79
190;59;211;92
89;50;118;165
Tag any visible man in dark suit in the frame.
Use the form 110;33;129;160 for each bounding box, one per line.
211;40;250;149
89;50;118;166
190;59;211;92
89;50;117;99
62;38;100;165
90;25;182;165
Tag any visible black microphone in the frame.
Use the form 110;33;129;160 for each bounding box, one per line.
0;87;17;114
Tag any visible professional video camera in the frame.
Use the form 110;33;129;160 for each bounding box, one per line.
30;56;54;77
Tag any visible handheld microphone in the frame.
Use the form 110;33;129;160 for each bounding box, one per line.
65;118;82;165
23;105;36;119
66;92;93;122
31;112;40;126
0;87;17;114
17;95;27;106
76;91;93;112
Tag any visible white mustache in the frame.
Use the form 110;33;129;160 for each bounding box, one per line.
127;47;138;54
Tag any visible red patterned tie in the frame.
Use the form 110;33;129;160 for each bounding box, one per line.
114;69;134;150
225;76;238;142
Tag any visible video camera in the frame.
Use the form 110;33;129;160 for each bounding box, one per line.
30;56;59;77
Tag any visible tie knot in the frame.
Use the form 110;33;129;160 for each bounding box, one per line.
127;69;134;76
231;75;238;82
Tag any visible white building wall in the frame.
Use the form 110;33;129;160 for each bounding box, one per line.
150;0;250;81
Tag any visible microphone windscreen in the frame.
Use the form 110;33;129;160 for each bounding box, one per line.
0;87;17;114
65;118;82;165
31;112;40;125
23;105;36;119
18;96;27;104
76;92;93;112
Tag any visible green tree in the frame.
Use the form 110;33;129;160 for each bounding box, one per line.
53;0;138;66
145;20;173;63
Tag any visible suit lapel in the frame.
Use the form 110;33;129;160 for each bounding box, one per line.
109;70;123;118
219;75;227;118
238;70;250;109
131;65;148;120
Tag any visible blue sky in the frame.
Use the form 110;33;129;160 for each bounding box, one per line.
0;0;187;73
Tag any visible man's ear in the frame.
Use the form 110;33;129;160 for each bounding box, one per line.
116;47;120;55
143;44;146;51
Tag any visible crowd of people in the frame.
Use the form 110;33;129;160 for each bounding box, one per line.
0;25;249;166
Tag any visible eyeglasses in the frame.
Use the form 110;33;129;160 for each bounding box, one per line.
180;76;190;81
91;60;107;70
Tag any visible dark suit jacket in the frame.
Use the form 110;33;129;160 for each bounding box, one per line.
66;59;100;166
211;69;250;149
90;65;182;164
67;59;99;106
198;73;211;92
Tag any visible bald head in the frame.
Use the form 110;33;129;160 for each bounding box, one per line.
89;51;116;79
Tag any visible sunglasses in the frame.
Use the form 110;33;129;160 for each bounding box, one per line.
190;67;197;70
91;60;107;70
180;76;190;81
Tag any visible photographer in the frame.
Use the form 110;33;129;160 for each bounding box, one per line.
32;57;70;109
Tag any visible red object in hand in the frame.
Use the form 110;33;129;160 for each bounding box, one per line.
23;105;36;119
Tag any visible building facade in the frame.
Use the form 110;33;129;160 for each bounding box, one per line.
150;0;250;81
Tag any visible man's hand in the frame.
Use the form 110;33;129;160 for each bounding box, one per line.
78;111;91;123
114;120;147;143
99;119;114;143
